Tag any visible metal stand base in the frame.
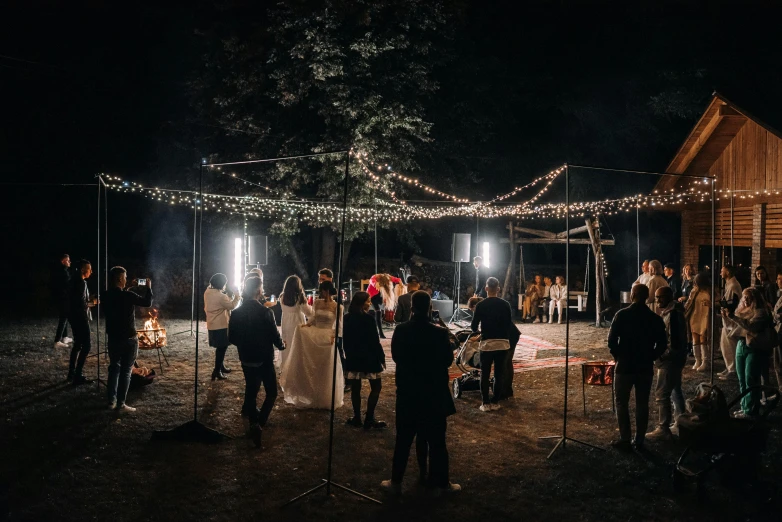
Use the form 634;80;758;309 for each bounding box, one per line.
283;479;381;507
448;307;472;326
151;419;230;444
538;435;605;459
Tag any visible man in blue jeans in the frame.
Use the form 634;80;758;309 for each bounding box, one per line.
607;284;667;451
103;267;153;412
647;286;688;441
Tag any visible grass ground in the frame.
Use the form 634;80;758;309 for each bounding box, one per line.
0;317;779;521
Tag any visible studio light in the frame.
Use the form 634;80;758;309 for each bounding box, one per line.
483;241;490;268
234;238;243;289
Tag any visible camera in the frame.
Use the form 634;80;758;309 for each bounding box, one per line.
138;278;147;286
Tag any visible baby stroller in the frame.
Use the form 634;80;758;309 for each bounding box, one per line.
451;330;493;399
673;384;780;501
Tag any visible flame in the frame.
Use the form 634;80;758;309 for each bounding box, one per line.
138;309;167;348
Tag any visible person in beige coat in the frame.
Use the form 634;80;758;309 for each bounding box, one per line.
645;260;669;312
684;273;712;371
205;273;241;380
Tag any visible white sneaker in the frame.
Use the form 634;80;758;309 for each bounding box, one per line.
490;403;502;411
61;337;73;344
380;479;401;495
54;341;69;349
479;404;491;412
116;404;136;412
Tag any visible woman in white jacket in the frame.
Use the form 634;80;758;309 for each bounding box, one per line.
548;276;568;324
204;273;241;380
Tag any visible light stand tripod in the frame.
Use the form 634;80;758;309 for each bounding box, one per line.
151;160;229;444
284;151;381;507
538;164;604;458
448;261;472;325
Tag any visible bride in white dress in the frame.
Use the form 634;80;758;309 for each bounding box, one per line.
281;281;344;410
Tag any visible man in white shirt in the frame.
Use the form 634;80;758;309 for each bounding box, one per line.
548;277;567;324
645;261;670;313
718;264;742;379
633;260;651;287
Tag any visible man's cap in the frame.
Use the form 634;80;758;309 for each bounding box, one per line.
406;275;419;284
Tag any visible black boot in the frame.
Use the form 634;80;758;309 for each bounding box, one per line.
211;369;227;381
364;416;387;430
220;366;232;374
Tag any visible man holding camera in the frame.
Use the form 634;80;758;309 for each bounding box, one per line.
103;267;153;411
394;275;420;323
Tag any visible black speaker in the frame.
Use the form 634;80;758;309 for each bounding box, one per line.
451;233;471;262
248;235;268;265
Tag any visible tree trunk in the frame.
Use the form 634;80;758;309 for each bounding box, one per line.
584;219;604;327
319;228;336;273
283;237;311;287
503;220;517;299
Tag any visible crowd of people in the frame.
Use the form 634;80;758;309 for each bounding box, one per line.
49;249;781;493
607;259;782;448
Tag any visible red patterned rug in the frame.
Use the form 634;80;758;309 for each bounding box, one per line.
379;332;586;377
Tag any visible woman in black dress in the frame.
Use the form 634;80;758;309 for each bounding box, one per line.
343;291;387;429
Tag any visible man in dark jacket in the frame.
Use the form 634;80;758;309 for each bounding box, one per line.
381;291;460;495
607;284;667;450
394;275;420;323
663;263;681;300
67;259;98;385
102;267;153;412
647;286;687;441
228;277;284;447
470;277;514;410
52;254;73;348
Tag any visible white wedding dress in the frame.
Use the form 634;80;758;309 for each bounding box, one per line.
280;299;344;410
279;301;314;376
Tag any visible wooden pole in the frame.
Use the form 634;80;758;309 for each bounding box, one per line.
584;218;603;327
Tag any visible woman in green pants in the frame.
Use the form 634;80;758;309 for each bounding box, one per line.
721;287;775;418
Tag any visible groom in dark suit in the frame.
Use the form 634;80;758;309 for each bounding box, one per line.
381;291;460;495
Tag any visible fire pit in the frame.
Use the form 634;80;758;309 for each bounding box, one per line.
137;309;169;373
580;361;616;415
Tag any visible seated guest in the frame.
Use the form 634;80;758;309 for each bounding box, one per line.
471;277;512;411
67;259;99;385
548;276;567;324
103;267;153;412
647;286;687;441
664;263;681;300
344;291;387;430
382;291;459;495
607;284;667;451
541;276;552;322
523;274;543;323
228;276;285;448
394;276;419;323
204;273;241;380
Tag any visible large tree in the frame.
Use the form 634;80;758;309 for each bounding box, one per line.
194;0;452;278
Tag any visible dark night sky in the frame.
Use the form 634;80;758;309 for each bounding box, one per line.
2;1;781;314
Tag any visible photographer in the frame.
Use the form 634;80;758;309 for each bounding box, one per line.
103;267;152;412
718;264;742;379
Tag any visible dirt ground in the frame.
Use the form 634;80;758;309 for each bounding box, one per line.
0;317;780;521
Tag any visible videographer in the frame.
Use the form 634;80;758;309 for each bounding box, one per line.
718;264;742;379
103;267;152;412
205;273;241;380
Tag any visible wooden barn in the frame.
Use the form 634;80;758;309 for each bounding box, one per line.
655;92;782;277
